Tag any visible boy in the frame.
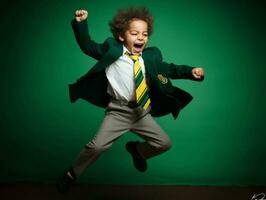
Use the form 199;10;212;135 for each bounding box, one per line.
57;7;204;193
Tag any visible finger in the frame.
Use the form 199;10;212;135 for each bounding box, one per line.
197;69;202;75
193;73;199;78
198;70;202;76
76;10;81;17
83;10;88;17
78;10;84;16
195;70;200;75
195;75;201;79
81;10;87;16
77;10;81;15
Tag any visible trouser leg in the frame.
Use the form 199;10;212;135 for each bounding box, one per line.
131;113;172;159
72;102;133;177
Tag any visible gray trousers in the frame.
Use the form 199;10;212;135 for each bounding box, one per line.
72;100;172;177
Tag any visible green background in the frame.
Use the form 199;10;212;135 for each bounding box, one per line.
1;0;265;186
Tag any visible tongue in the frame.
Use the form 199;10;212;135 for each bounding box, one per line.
134;47;141;53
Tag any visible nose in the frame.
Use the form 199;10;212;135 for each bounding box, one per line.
138;34;144;40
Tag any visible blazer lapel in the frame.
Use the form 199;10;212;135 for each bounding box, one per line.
88;44;123;75
142;50;152;75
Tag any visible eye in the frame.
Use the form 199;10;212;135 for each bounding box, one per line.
131;32;138;35
143;32;148;37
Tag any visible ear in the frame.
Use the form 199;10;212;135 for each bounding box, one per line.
118;35;124;42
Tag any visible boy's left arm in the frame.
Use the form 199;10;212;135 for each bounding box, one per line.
156;48;204;81
162;62;204;81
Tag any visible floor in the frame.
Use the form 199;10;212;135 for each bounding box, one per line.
0;184;265;200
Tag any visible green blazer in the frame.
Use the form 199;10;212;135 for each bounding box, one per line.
69;20;204;119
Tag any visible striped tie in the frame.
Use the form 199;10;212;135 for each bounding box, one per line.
126;53;151;110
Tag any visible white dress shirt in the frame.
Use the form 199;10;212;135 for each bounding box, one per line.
105;46;146;101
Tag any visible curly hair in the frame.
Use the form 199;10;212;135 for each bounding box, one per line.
109;7;154;42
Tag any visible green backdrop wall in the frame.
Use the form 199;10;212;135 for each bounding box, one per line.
1;0;265;186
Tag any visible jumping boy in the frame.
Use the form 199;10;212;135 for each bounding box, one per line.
56;7;204;193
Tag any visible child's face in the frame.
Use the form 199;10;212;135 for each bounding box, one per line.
119;19;148;55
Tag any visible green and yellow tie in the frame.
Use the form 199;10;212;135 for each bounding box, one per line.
127;53;151;110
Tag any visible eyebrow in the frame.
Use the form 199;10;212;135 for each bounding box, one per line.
130;30;148;33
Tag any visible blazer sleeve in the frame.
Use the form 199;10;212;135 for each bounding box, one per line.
71;19;110;60
155;48;204;81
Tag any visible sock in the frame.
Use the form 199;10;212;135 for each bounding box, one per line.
67;172;75;180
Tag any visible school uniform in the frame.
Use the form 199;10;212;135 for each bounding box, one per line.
69;19;203;177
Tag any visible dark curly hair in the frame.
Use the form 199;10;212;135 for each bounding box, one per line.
109;7;154;42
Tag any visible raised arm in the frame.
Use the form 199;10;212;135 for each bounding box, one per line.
71;9;109;60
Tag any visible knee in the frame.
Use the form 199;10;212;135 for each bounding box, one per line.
160;138;172;151
156;138;172;152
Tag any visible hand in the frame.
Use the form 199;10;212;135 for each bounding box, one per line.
192;67;204;80
75;10;88;22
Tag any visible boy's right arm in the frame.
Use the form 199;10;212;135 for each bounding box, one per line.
71;9;109;60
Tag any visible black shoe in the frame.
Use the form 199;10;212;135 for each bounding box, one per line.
126;141;147;172
56;167;76;193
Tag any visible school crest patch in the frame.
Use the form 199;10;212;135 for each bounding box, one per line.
157;74;168;84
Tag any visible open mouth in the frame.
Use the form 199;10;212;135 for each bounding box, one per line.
134;43;144;48
132;43;145;54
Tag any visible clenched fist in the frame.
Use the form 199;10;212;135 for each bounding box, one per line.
75;10;88;22
192;67;205;80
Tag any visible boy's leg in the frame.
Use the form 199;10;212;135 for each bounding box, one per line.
57;101;134;193
131;112;172;160
72;101;134;177
71;100;152;177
